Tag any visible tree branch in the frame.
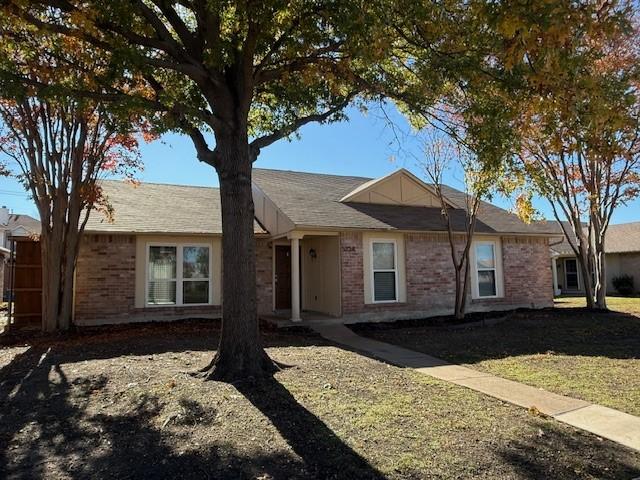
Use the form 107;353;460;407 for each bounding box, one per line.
249;92;357;154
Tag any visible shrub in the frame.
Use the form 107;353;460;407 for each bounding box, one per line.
612;274;635;296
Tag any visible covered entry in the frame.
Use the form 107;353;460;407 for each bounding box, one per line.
273;232;341;321
274;245;292;309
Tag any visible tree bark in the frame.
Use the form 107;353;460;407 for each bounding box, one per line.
41;234;63;333
40;226;79;332
577;244;596;309
201;132;275;382
592;230;608;310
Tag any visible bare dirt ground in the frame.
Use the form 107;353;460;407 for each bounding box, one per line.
1;320;639;479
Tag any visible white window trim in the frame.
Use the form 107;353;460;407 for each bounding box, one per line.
472;240;502;299
370;239;399;303
145;242;213;307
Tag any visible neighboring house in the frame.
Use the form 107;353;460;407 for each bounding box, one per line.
73;168;559;326
550;221;640;295
0;206;41;301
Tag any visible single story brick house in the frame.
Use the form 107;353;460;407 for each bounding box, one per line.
74;168;559;326
550;221;640;295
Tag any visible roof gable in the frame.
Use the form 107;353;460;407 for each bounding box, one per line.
252;168;557;236
339;169;452;208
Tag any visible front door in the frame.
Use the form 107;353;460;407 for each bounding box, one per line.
565;258;579;290
275;245;292;309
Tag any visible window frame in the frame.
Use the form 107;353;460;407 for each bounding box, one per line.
472;240;501;299
370;239;399;303
145;242;213;307
564;258;580;290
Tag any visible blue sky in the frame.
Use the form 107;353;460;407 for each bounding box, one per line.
1;103;639;224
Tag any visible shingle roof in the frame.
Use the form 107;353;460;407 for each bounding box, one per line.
252;168;559;235
2;214;41;236
87;170;563;237
85;180;265;235
548;221;640;256
607;222;640;253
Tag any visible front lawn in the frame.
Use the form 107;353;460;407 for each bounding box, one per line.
357;299;640;418
555;295;640;315
1;322;638;479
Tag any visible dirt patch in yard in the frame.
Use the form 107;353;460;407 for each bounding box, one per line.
1;321;639;479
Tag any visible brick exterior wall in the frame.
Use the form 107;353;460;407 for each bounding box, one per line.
74;234;274;325
340;232;365;314
75;234;137;324
498;236;554;308
406;233;459;310
340;232;554;321
75;231;553;326
74;234;222;325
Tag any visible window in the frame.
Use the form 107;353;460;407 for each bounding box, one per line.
475;242;497;298
148;246;177;305
183;246;210;304
147;244;211;306
372;241;397;302
565;258;579;290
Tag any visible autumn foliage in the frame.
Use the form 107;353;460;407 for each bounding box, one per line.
0;97;148;331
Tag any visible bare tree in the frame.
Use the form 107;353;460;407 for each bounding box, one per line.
421;133;490;320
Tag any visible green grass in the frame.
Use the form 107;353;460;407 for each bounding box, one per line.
1;323;638;479
555;295;640;315
361;299;640;417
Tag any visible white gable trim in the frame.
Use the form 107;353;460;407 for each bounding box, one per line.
339;168;455;208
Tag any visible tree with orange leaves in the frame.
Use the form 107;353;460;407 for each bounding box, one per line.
514;2;640;309
0;97;145;332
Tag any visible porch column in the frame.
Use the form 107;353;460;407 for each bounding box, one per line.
551;256;560;296
288;232;303;322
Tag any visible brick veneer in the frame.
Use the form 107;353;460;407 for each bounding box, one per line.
499;236;553;308
340;232;365;314
74;234;222;325
75;234;274;325
340;232;553;321
75;231;553;325
74;234;137;324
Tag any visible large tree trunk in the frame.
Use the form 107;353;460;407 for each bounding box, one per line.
453;266;464;320
40;195;84;332
41;234;63;333
577;245;596;309
58;230;81;330
453;259;471;320
592;232;608;310
201;132;275;382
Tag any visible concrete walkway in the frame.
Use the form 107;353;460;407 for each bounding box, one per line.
312;324;640;453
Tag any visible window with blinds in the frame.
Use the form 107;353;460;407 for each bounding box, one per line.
147;244;211;306
475;242;497;297
372;241;397;302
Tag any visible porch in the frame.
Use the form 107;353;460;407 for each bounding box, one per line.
551;255;582;296
270;231;341;322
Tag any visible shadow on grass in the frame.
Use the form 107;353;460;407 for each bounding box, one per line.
0;340;383;479
496;422;640;480
236;378;385;479
353;309;640;364
1;327;639;480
